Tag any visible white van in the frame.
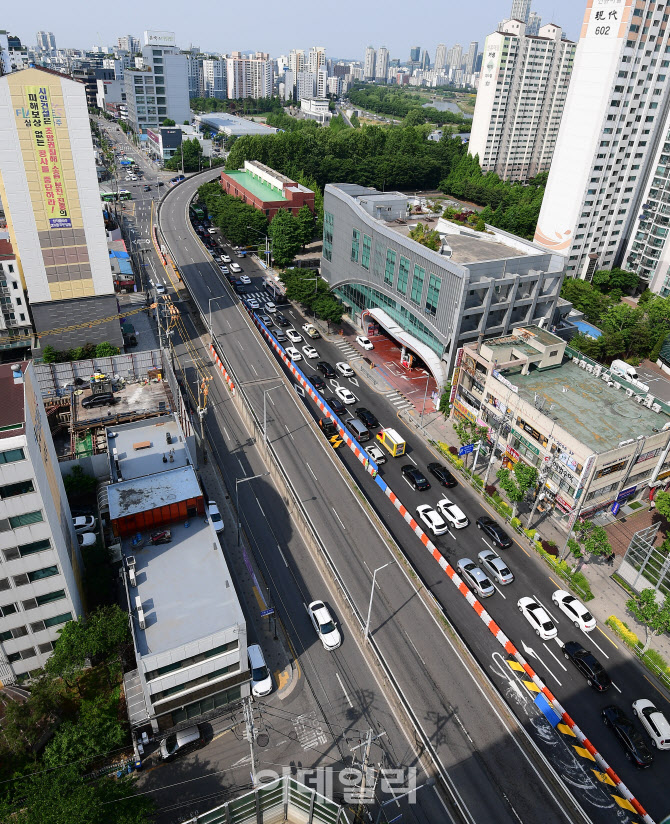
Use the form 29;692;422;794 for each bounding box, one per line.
248;643;272;697
610;359;638;381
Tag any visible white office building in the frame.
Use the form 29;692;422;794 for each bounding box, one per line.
124;31;189;134
364;46;376;81
469;20;575;181
118;35;140;54
0;363;84;685
316;67;328;98
535;0;670;283
375;47;389;82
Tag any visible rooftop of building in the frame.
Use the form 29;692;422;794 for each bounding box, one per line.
223;169;288;203
0;362;27;439
511;361;668;453
107;417;189;482
108;464;200;520
125;518;242;656
485;325;565;350
198;112;278;136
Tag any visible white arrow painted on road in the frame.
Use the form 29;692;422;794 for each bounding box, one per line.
348;377;359;387
521;640;539;661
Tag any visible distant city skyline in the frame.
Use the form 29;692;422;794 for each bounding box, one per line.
7;0;586;58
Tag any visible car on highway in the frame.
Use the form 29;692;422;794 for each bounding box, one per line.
155;283;166;295
517;596;557;640
275;330;288;343
157;181;165;187
427;462;457;488
436;496;468;529
336;362;354;377
355;407;379;428
240;275;251;284
245;298;260;310
365;443;387;464
265;301;276;313
457;558;495;598
310;375;326;393
286;347;302;361
401;465;430;491
219;265;230;275
302;344;318;359
327;397;346;415
478;549;514;585
476;516;512;549
562;641;611;691
221;254;231;263
356;335;374;350
552;590;596;632
73;515;96;534
230;262;242;273
602;705;653;768
207;501;224;533
416;504;449;536
307;600;341;650
632;699;670;749
286;329;303;344
207;227;217;234
317;361;336;377
143;184;151;191
335;386;356;405
258;314;272;326
274;312;289;326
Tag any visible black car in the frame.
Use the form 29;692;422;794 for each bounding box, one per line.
562;642;611;692
355;407;379;428
274;312;290;327
81;392;115;409
401;465;430;491
427;462;457;488
317;361;336;378
602;705;653;768
328;397;346;415
476;516;513;549
310;375;327;393
157;181;165;187
234;281;247;294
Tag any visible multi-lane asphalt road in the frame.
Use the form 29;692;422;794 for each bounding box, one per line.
152;167;656;824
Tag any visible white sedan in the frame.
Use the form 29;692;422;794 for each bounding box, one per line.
77;532;96;548
285;347;302;361
265;302;277;313
239;275;251;284
335;386;357;405
246;298;260;310
307;600;341;650
518;596;558;640
73;515;96;534
221;254;231;263
208;500;224;533
302;344;319;359
436;497;469;529
336;362;354;377
356;335;374;350
364;443;386;465
286;329;303;344
552;590;596;632
416;504;449;536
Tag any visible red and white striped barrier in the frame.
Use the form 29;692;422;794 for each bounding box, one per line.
209;344;235;395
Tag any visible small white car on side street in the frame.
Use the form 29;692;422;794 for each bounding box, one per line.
336;362;354;377
207;501;224;533
307;600;341;650
356;335;374;350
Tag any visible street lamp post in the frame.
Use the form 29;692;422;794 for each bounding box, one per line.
263;384;285;445
208;295;227;334
374;777;436;824
419;374;431;434
364;561;395;642
235;472;270;546
246;225;272;268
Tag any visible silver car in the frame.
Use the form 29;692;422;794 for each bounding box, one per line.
457;558;495;598
478;549;514;585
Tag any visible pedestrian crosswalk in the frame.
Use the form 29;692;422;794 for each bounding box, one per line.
333;338;360;360
383;389;413;410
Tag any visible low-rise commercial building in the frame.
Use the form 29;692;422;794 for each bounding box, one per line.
300;96;331;123
452;327;670;525
220;161;314;220
321;184;565;389
195;112;279;138
113;417;248;730
0;362;84;685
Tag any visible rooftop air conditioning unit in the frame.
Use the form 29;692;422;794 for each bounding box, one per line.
134;595;142;611
572;357;580;365
137;607;146;630
663;421;670;431
593;366;602;377
129;567;137;587
636;394;645;403
607;381;615;387
644;396;654;408
625;388;634;397
602;372;611;381
579;360;587;369
585;364;594;373
652;403;662;413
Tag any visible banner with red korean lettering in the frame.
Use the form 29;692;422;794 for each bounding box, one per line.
25;85;71;229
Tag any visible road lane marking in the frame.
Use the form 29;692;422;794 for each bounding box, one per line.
332;508;346;530
596;625;619;649
611;681;622;693
284;424;294;442
548;575;562;590
581;627;609;659
407;454;417;465
492;583;507;600
335;672;353;708
543;642;567;671
306;462;317;481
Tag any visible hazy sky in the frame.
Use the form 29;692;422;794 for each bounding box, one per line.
9;0;587;58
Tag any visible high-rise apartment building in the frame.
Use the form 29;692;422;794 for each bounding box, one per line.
526;11;542;36
289;49;305;77
409;46;420;63
434;44;447;73
375;47;389;82
308;46;326;75
464;41;479;76
364;46;376;80
226;51;273;99
296;70;316;100
0;66;122;351
0;362;84;685
316;67;328;98
420;49;431;70
202;58;226;99
510;0;531;23
449;44;463;71
0;31;11;76
535;0;670;282
117;35;140;54
186;54;203;97
35;31;56;52
124;32;189;135
469;20;575;181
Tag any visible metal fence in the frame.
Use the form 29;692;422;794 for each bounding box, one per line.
618;522;669;598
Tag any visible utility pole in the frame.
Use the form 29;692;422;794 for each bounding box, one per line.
243;696;257;787
483;412;510;487
350;728;386;816
198;379;208;465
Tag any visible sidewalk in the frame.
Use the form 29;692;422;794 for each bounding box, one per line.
317;317;670;680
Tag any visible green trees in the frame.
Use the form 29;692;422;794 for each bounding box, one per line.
164;137;203;172
567;520;612;569
626;588;670;653
496;463;539;517
268;209;303;267
161;117;176;126
197;182;268;247
296;204;315;248
653;490;670;519
41;342;119;364
408;222;441;251
281;268;343;324
43;694;126;768
347;84;472;129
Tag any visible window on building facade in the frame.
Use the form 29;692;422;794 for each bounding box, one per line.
384;250;396;286
9;511;43;529
0;448;25;464
0;480;34;500
410;265;425;304
397;257;410;295
323;211;334;262
425;274;441;316
351;229;360;263
361;235;372;270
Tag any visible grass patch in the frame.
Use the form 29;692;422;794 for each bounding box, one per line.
628;500;643;510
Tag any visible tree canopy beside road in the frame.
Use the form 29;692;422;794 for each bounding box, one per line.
197;182;269;248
